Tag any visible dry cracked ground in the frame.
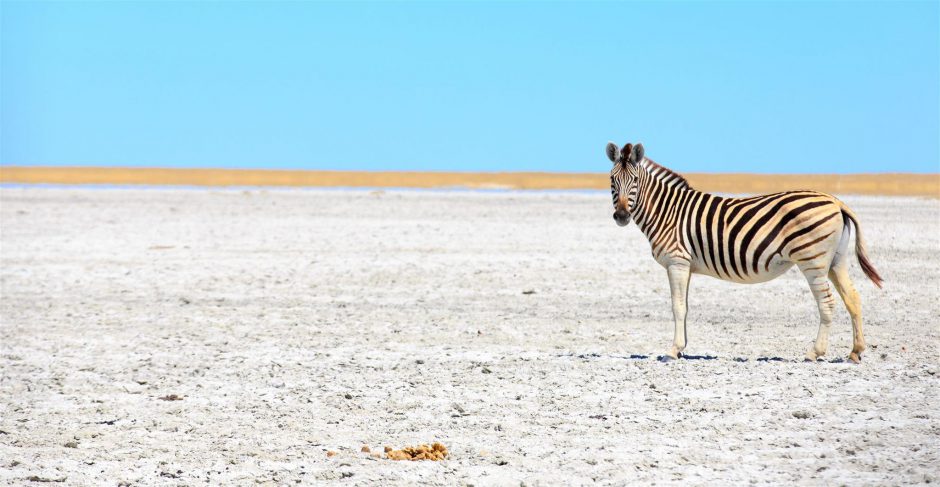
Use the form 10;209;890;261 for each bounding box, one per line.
1;187;938;485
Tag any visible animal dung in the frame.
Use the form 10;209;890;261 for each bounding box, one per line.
384;443;448;461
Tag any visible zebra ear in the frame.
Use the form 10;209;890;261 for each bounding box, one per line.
605;142;620;163
631;143;645;164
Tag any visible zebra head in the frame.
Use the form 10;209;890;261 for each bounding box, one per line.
606;141;645;227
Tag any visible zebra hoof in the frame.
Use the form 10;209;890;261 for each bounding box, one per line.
848;353;862;364
657;354;677;362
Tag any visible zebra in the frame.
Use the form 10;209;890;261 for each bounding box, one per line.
606;141;882;363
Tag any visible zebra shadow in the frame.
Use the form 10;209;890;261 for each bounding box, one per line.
560;352;848;364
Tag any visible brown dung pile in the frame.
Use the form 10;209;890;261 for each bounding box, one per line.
384;443;448;461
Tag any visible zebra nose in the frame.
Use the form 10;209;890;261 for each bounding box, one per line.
613;209;628;222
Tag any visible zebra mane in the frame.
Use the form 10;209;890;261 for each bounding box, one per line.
641;158;693;190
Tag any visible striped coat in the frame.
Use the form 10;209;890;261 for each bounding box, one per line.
607;141;881;362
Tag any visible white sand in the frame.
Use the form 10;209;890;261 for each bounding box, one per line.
1;187;938;485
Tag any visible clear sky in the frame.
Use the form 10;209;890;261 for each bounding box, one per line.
2;1;937;173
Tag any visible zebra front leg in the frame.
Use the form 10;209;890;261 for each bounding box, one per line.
665;262;692;359
801;265;836;361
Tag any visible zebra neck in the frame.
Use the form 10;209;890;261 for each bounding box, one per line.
632;164;697;239
640;159;692;190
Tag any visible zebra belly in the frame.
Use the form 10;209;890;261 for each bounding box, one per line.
690;254;794;284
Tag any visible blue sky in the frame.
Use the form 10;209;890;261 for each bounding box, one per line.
2;1;937;173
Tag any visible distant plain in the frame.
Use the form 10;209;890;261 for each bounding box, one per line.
1;166;938;197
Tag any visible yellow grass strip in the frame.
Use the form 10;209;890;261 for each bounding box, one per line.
1;166;937;197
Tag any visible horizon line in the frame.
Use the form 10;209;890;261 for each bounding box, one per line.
2;164;939;176
1;166;938;197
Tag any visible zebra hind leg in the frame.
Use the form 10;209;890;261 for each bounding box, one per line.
828;263;866;363
800;264;837;361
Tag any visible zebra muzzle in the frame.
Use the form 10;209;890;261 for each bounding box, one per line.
613;209;631;226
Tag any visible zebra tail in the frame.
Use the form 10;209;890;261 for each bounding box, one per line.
840;203;883;288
